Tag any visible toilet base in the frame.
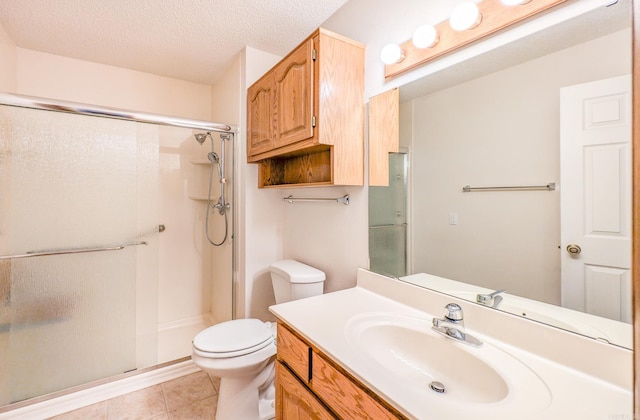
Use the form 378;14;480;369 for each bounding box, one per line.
214;359;276;420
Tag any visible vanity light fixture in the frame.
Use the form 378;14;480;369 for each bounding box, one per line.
383;0;565;79
449;2;483;31
380;43;405;64
501;0;533;5
412;24;439;49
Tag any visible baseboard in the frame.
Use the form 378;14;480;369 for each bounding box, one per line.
0;359;200;420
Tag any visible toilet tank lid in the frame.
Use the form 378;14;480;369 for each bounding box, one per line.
270;259;326;283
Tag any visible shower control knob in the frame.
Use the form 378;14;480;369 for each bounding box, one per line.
566;244;582;255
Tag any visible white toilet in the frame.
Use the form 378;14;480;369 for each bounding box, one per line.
192;259;326;420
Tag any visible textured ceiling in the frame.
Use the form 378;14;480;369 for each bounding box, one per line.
0;0;350;85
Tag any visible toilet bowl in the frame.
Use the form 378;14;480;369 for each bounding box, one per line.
192;260;325;420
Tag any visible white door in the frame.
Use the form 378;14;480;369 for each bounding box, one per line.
560;75;631;323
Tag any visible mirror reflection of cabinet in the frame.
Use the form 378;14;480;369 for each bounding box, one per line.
368;88;399;187
247;28;365;188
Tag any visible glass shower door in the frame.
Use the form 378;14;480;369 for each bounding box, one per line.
0;105;159;405
369;152;408;277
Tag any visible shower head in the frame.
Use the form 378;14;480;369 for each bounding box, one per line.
194;132;210;145
208;152;220;164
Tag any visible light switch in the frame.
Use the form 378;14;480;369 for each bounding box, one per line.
449;212;458;225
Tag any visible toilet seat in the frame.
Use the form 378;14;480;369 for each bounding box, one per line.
193;319;274;358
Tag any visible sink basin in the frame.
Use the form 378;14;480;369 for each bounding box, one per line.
345;312;551;414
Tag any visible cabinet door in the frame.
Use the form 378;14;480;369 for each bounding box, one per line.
247;73;275;157
276;362;335;420
274;38;315;149
311;352;400;420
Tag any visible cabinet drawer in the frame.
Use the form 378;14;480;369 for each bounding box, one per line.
276;362;336;420
311;352;400;420
277;323;311;383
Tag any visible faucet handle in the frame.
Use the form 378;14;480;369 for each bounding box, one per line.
444;303;463;321
476;289;505;304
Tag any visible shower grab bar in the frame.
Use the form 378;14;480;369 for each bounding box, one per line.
462;182;556;192
283;195;350;205
0;241;148;260
369;223;408;229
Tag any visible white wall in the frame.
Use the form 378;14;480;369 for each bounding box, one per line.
0;24;16;92
405;29;630;305
15;49;211;120
238;47;284;320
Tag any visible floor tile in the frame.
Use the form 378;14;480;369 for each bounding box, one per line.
168;396;216;420
107;384;167;420
48;401;107;419
162;371;215;411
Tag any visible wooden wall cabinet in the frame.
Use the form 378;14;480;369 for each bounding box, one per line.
247;28;365;188
275;322;406;420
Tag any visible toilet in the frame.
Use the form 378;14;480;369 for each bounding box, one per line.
192;259;326;420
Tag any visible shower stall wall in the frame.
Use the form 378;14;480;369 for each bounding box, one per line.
0;93;235;407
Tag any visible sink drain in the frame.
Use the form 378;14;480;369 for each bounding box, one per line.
429;381;446;394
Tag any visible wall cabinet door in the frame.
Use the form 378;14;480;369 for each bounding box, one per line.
247;73;275;156
246;28;364;187
274;38;314;149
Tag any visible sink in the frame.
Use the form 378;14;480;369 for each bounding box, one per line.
344;312;551;413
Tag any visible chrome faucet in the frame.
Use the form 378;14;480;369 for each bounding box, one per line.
432;303;483;347
476;289;505;308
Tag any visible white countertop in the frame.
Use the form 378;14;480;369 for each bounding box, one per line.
269;269;632;420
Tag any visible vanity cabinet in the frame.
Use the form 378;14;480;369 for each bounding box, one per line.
247;28;365;188
276;322;405;420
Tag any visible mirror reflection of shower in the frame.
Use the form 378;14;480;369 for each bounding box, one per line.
195;131;231;246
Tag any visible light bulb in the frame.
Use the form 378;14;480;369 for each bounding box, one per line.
380;44;405;65
500;0;531;5
449;2;482;31
412;24;439;49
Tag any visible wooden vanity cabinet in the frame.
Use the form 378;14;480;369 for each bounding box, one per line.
276;322;405;420
247;28;365;188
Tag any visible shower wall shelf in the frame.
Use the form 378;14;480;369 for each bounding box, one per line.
190;159;213;165
283;195;350;205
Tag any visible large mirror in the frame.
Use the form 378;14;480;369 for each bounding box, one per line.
368;0;633;349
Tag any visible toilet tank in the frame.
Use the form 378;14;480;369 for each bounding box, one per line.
270;259;326;304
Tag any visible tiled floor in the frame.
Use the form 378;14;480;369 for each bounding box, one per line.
48;370;220;420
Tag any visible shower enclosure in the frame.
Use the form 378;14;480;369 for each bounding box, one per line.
0;93;235;407
369;152;409;277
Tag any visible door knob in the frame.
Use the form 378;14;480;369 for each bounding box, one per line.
566;244;582;255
